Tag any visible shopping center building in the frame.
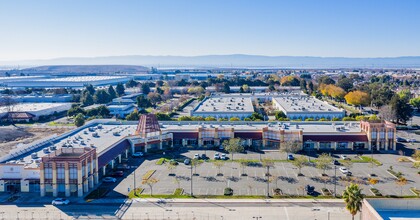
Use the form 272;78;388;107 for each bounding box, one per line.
0;114;396;197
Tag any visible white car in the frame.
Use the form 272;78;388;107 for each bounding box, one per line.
194;154;200;159
103;177;117;183
52;198;70;205
339;167;349;174
132;152;144;157
214;153;220;160
340;155;348;160
221;154;227;160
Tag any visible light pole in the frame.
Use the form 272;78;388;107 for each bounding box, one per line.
190;162;193;197
266;166;270;198
334;165;337;197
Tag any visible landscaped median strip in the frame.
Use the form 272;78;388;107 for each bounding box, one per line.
142;170;156;180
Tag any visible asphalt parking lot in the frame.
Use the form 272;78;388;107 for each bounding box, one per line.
106;149;420;198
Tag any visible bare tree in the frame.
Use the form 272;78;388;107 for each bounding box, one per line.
379;104;396;122
0;96;18;113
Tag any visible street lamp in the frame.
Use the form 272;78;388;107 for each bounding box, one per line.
334;165;337;197
190;162;193;197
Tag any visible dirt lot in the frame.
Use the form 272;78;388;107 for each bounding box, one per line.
0;126;73;157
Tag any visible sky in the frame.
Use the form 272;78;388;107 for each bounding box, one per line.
0;0;419;60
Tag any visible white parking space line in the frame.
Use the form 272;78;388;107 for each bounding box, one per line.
284;207;290;220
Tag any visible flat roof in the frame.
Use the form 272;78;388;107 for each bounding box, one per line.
194;97;254;113
274;96;344;113
0;103;71;114
38;76;127;82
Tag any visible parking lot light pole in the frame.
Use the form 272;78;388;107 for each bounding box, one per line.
190;163;193;197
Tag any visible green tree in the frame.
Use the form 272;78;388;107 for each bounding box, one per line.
156;112;171;121
141;83;151;95
337;77;354;92
204;116;216;121
229;117;240;121
136;95;152;108
94;90;111;104
291;156;307;175
108;85;117;99
222;138;244;160
390;94;412;124
126;79;138;88
274;111;287;120
67;106;86;117
74;113;85;127
342;183;364;220
97;105;110;118
116;83;125;97
316;153;333;175
125;109;140;121
280;141;301;160
85;84;95;95
250;112;263;121
409;97;420;111
80;91;94;106
213;160;225;176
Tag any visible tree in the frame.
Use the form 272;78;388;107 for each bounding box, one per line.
250;112;263;121
410;97;420;111
166;162;176;176
156;112;171;121
342;183;364;220
280;141;301;160
344;91;370;108
107;86;117;99
116;83;125;97
291;156;307;175
74;113;85;127
85;84;95;95
94;90;111;104
379;105;396;122
262;159;274;197
337;77;354;92
67;106;86;117
125;109;140;121
147;92;162;106
191;159;203;175
213;160;225;176
142;178;159;196
222;82;230;93
80;91;94;106
395;177;407;196
239;160;248;176
229;117;240;121
136;95;152;108
274;111;287;120
390;94;412;124
0;96;17;113
412;150;420;161
178;116;192;121
126;79;138;88
222;138;244;161
97;105;110;118
316;153;333;176
205;116;217;121
317;76;335;85
141;83;151;95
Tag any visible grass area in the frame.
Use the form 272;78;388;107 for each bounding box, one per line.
47;122;75;126
410;188;420;197
359;156;383;166
397;157;411;162
156;158;169;165
321;188;332;196
173;188;184;196
128;188;144;199
370;188;382;196
85;187;110;200
387;169;404;178
142;170;156;180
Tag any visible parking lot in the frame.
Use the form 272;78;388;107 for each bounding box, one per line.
105;149;420;198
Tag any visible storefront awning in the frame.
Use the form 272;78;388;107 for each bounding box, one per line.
303;135;368;142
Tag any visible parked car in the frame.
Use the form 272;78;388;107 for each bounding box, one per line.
287;155;295;160
333;160;340;165
184;158;191;165
305;185;315;195
221;154;227;160
132;152;144;157
408;138;416;143
116;164;129;170
194;154;200;159
339;167;349;174
340;155;349;160
214;153;220;160
111;170;124;177
52;198;70;205
103;177;117;183
201;154;207;159
219;146;224;150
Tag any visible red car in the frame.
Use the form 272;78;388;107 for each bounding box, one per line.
110;171;124;177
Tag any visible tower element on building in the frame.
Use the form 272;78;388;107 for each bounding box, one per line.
135;114;161;138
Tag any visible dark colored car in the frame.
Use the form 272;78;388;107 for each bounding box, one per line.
201;154;207;159
333;160;340;165
110;170;124;177
305;185;315;195
287;155;295;160
184;158;191;165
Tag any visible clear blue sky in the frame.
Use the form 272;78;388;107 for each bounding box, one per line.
0;0;419;60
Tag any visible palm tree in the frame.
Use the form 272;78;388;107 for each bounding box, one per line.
342;183;364;220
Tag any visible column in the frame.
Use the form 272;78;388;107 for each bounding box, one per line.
144;143;148;153
118;154;122;163
102;166;106;176
333;142;337;151
64;163;70;197
125;149;128;158
316;142;320;150
368;142;372;151
77;162;83;197
20;180;29;192
84;160;89;193
111;160;115;169
0;180;5;192
52;162;58;197
159;131;164;149
349;142;354;150
39;163;45;197
89;157;94;189
94;158;99;185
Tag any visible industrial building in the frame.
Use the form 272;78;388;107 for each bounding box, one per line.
0;114;396;197
190;96;254;119
272;96;345;120
0;103;72;122
1;76;132;88
362;198;420;220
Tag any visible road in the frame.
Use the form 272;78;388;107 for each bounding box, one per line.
0;199;355;220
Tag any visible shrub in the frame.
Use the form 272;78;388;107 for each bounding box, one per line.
224;187;233;196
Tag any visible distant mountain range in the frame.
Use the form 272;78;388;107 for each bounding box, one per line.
1;54;420;69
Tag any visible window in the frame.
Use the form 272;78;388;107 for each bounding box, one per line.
69;167;77;180
44;167;52;179
57;167;65;179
